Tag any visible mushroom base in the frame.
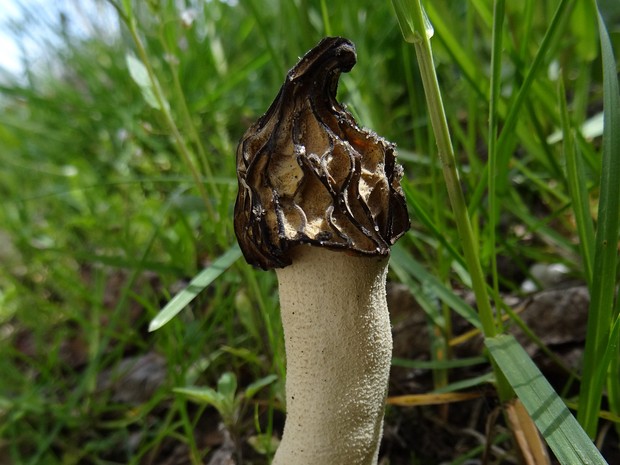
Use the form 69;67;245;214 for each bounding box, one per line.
273;245;392;465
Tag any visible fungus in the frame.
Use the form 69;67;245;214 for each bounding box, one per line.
234;37;409;465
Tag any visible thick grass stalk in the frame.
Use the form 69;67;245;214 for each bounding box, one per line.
487;0;505;327
391;0;511;401
391;0;495;337
577;7;620;438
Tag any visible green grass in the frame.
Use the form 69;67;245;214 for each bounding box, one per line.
0;0;619;463
395;1;617;462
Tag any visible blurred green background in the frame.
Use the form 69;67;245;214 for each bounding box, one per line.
0;0;619;464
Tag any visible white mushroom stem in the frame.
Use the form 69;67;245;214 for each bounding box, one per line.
272;245;392;465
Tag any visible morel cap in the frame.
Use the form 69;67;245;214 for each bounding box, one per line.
234;37;409;270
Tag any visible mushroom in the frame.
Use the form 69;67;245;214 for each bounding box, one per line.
234;37;409;465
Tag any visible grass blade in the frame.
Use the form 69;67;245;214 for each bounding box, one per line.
605;316;620;435
487;0;505;324
391;243;481;329
495;0;574;192
149;245;242;332
387;391;483;407
392;356;487;370
577;7;620;437
401;180;466;269
392;0;496;340
126;54;163;110
423;1;485;98
486;334;608;465
559;77;596;286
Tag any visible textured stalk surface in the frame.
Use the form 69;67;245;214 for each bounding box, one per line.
273;246;391;465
